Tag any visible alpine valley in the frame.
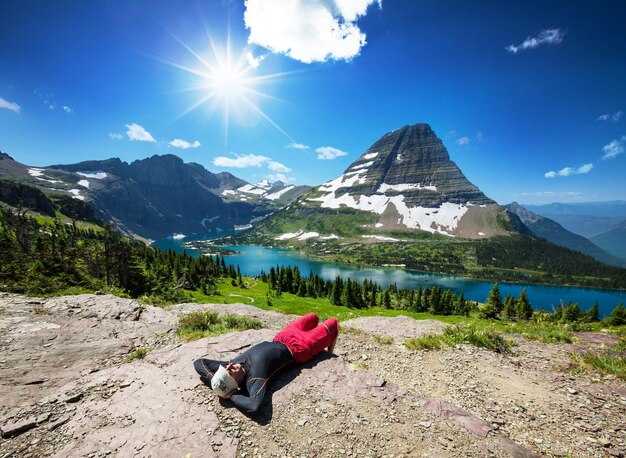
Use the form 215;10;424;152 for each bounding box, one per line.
1;123;626;289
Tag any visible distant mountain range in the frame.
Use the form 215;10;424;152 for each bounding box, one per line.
526;201;626;262
0;151;309;240
504;203;624;267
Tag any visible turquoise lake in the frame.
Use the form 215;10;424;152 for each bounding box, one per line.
153;233;626;318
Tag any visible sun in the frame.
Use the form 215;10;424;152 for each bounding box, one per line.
160;30;295;147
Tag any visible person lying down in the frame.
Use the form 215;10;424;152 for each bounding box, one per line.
194;313;339;414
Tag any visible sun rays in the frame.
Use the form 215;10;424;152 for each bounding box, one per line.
161;28;295;147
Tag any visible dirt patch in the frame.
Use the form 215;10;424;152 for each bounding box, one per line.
343;315;449;340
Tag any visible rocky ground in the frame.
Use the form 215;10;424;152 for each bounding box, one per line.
0;293;624;457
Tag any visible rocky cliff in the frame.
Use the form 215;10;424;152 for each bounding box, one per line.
250;123;520;240
1;293;623;457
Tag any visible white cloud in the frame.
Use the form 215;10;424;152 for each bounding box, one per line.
0;97;21;113
545;163;594;178
63;105;72;113
268;173;295;183
169;138;201;149
287;142;309;150
315;146;348;160
506;28;565;54
268;160;291;172
214;153;271;168
109;132;124;140
445;130;457;138
597;111;623;123
125;123;156;142
602;136;626;160
245;51;265;68
244;0;381;64
456;136;470;146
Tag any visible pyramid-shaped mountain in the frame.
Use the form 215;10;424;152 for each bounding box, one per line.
300;123;515;238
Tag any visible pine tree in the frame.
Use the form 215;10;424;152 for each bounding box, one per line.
481;283;502;319
515;288;533;320
562;302;580;322
585;302;600;322
383;290;391;309
502;295;515;320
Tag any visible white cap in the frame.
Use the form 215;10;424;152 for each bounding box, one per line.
211;365;239;397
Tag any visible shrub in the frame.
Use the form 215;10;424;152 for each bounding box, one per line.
404;325;512;354
127;347;150;361
177;310;263;341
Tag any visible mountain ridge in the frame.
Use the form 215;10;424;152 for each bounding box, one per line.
504;202;625;267
0;152;309;240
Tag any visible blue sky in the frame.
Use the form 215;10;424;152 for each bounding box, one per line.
1;0;625;205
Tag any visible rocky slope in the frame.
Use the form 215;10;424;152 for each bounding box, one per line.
240;123;523;243
505;202;625;267
0;151;309;240
1;293;624;457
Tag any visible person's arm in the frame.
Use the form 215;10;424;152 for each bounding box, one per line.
229;377;267;414
193;358;226;384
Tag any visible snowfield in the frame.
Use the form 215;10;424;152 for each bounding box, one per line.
77;171;107;179
265;185;295;201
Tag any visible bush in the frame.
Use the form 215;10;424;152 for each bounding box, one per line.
127;347;150;361
570;352;626;380
177;310;263;341
404;325;512;354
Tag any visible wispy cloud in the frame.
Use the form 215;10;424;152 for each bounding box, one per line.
445;130;457;138
597;111;623;123
456;136;470;146
602;136;626;160
545;163;593;178
0;97;21;113
476;132;484;142
244;0;382;64
213;153;291;174
109;132;124;140
62;105;73;113
506;28;565;54
267;173;295;183
125;123;156;142
169;138;201;149
315;146;348;160
214;153;269;168
287;142;309;150
268;161;291;173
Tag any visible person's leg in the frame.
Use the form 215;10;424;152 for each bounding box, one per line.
281;313;319;332
302;318;339;358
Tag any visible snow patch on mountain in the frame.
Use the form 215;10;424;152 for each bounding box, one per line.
377;183;437;193
297;231;319;241
68;189;85;201
309;189;468;235
77;179;90;188
77;171;107;179
362;152;379;160
27;168;45;177
265;185;295;201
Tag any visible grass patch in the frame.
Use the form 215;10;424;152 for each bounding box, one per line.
127;347;150;361
504;322;574;344
405;325;512;354
373;335;394;345
570;352;626;381
176;310;263;341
